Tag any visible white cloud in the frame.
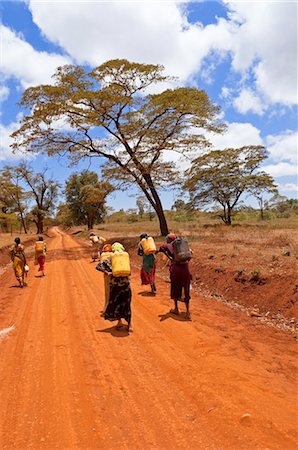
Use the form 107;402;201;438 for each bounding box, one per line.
225;1;297;106
278;183;298;194
233;88;266;116
220;86;231;99
28;2;205;82
262;130;298;178
265;131;297;165
262;162;297;178
206;125;297;178
26;0;297;109
0;25;70;88
207;121;263;149
0;118;26;161
0;86;10;102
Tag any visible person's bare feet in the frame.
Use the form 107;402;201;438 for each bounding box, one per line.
116;320;124;329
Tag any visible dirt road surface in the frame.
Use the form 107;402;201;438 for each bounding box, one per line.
0;227;297;449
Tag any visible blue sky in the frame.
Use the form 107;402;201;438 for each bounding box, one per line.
0;0;297;211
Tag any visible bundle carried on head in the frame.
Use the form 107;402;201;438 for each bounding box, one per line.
102;243;112;253
166;233;177;243
112;242;125;253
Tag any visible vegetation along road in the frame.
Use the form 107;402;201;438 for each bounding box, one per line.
0;227;297;449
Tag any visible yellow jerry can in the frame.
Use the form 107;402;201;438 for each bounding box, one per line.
100;251;113;262
112;252;131;277
35;241;44;253
141;236;156;255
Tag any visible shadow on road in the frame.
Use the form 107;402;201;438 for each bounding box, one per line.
96;325;130;337
138;291;156;297
158;312;192;322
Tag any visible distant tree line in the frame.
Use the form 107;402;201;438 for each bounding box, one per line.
0;165;113;233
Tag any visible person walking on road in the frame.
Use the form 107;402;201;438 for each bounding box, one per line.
138;233;156;294
96;243;112;316
35;235;47;277
89;232;106;262
158;233;192;320
10;237;27;288
96;242;132;332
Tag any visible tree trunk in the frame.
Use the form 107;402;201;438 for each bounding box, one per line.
258;198;264;220
222;204;232;225
226;205;232;225
37;214;43;234
143;174;169;236
155;204;169;235
20;213;27;234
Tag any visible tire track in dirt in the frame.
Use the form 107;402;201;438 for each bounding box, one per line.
0;227;297;449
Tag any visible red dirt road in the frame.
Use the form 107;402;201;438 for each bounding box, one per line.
0;227;297;449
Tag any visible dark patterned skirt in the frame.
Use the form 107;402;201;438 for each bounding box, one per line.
104;278;132;324
170;263;192;302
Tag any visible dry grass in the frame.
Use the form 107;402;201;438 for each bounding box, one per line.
0;232;35;249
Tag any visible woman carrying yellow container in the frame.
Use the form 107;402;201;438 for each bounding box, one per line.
9;237;27;288
35;235;46;277
96;242;132;332
138;233;157;294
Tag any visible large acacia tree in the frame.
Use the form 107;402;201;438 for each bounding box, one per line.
184;146;277;224
12;59;224;235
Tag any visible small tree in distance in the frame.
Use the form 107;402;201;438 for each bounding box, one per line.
184;146;277;225
0;166;29;233
14;163;59;234
65;171;113;229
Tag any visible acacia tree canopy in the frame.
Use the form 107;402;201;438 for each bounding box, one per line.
184;146;277;225
12;59;224;235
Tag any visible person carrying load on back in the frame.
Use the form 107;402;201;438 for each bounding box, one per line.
138;233;157;294
89;232;106;262
96;243;113;316
35;235;47;277
96;242;132;332
158;233;192;320
9;237;27;288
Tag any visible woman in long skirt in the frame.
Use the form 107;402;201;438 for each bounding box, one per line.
138;233;156;294
10;237;27;288
96;242;132;332
158;233;192;319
